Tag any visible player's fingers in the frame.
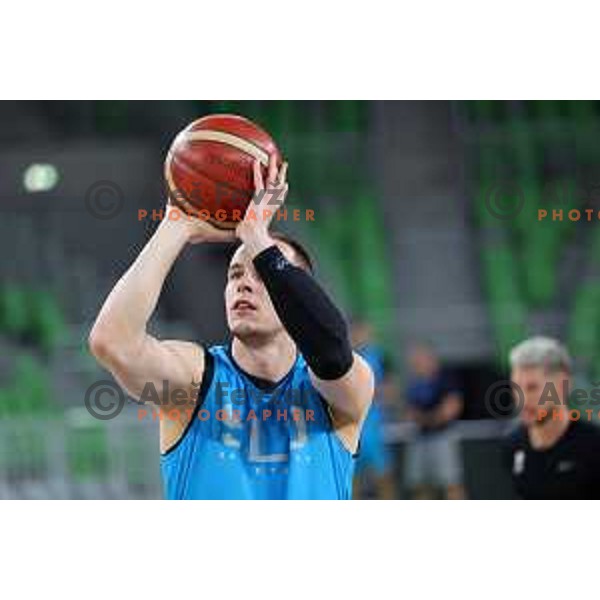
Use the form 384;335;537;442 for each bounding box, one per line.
217;229;237;242
253;159;264;192
276;183;289;207
278;161;288;186
267;154;278;186
207;224;237;242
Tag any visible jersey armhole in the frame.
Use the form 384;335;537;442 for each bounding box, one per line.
161;345;215;457
318;394;360;459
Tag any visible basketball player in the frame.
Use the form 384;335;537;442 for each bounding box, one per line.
508;336;600;499
89;156;374;499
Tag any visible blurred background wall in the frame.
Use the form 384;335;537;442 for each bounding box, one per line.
1;100;598;498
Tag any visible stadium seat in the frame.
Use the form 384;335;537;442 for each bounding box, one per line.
2;354;55;416
0;285;29;338
567;282;600;372
480;244;528;366
28;290;66;354
351;194;396;342
67;425;109;481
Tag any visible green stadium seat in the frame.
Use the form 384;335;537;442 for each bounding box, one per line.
327;101;365;133
480;245;527;366
67;426;110;481
0;285;29;338
5;355;55;416
20;290;65;354
567;282;600;369
351;194;395;340
522;223;558;307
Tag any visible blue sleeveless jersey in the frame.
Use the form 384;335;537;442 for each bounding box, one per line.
161;344;355;499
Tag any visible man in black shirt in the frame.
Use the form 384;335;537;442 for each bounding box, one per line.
507;336;600;499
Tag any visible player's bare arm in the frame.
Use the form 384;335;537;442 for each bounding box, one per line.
88;204;234;451
436;392;463;425
236;156;375;453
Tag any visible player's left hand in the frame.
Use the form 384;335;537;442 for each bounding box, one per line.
236;154;288;256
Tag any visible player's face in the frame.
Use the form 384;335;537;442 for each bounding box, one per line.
225;241;298;342
511;365;569;426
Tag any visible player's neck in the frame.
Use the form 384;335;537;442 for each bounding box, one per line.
231;333;297;383
528;409;571;450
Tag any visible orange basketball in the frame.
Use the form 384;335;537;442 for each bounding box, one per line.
164;114;282;229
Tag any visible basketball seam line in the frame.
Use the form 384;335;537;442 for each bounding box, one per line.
182;129;271;164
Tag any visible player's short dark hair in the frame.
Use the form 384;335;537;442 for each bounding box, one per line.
270;231;314;273
229;231;314;273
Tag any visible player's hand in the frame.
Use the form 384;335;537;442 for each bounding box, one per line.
165;203;236;245
236;155;288;256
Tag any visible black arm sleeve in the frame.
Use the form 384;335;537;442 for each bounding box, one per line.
253;245;353;380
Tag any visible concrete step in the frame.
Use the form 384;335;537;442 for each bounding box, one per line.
374;101;492;361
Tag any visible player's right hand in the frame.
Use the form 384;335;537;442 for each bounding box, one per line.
165;203;236;244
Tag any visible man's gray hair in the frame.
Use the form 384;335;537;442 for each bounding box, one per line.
509;336;572;373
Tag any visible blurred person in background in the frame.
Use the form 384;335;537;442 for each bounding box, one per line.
379;356;403;423
351;318;396;499
507;337;600;499
404;342;466;499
